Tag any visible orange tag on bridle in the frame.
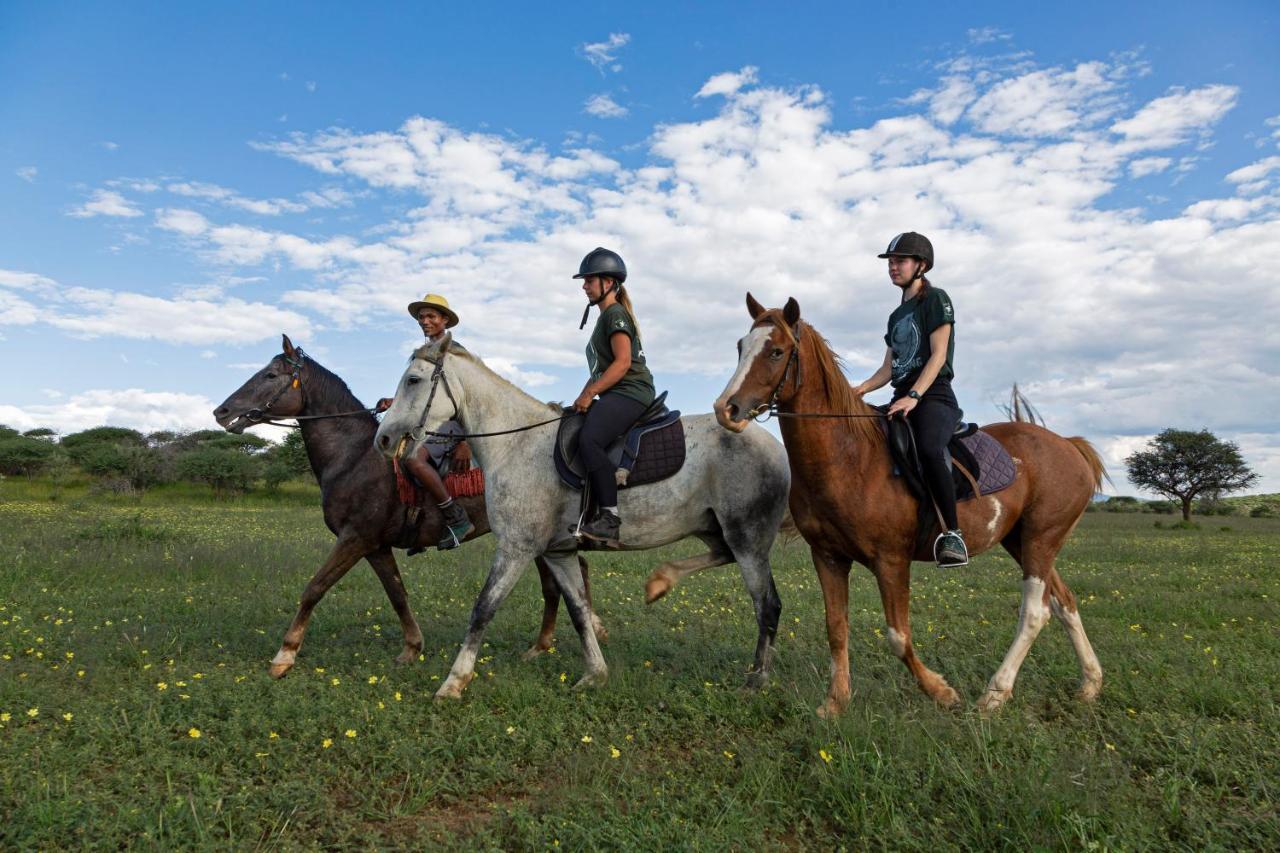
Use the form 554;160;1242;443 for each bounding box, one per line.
292;378;299;388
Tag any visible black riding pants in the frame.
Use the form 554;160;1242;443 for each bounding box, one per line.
579;392;648;510
896;384;962;531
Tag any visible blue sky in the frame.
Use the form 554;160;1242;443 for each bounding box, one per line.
2;2;1279;494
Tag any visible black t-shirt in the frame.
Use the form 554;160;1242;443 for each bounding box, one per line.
587;303;655;405
884;287;955;390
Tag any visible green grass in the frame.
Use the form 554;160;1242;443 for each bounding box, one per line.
1;482;1277;849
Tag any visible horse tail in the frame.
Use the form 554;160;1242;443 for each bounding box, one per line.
1066;436;1111;492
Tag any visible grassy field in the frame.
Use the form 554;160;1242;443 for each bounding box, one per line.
1;480;1277;849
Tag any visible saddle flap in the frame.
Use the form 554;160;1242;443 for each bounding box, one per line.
553;395;685;491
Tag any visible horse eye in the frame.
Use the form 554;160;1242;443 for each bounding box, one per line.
770;348;784;359
407;376;421;385
265;372;277;379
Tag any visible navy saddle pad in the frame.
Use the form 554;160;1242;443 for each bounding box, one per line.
554;393;685;490
882;414;1017;502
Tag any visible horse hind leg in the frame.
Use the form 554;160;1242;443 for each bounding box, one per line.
735;553;782;689
874;558;962;709
541;550;608;689
1045;569;1103;702
365;548;424;665
977;572;1052;713
644;538;733;603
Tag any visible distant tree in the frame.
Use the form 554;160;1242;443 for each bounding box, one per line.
0;425;19;439
60;427;161;491
1126;429;1258;522
263;430;312;491
0;434;60;476
175;445;261;496
23;427;58;441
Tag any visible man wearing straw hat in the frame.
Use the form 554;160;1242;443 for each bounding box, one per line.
376;293;475;550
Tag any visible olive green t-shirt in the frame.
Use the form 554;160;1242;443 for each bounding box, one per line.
884;287;955;390
587;303;655;406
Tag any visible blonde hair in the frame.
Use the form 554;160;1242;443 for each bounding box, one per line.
613;282;641;341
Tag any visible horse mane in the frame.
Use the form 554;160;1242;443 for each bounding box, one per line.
300;356;376;424
412;342;559;413
764;315;880;445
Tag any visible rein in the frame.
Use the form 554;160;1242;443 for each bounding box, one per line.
404;346;570;446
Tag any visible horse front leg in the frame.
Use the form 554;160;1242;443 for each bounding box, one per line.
873;557;962;709
364;548;424;665
269;536;370;678
436;548;532;699
812;547;853;718
523;555;605;661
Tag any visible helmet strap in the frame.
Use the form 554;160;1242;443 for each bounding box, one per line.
579;279;617;329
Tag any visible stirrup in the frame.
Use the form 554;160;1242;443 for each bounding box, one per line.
933;530;969;569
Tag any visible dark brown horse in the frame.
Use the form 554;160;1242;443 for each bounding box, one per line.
214;335;599;678
715;296;1105;716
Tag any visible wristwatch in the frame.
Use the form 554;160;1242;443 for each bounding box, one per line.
907;390;921;400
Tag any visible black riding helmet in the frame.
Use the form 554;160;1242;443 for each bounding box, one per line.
575;247;628;328
573;247;627;283
877;232;934;274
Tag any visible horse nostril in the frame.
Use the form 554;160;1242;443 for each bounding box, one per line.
213;406;227;417
728;404;740;421
378;434;389;450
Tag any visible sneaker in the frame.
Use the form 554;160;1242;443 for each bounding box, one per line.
577;510;621;548
437;501;475;551
935;529;969;568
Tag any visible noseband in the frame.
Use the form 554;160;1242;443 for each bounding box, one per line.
246;348;308;423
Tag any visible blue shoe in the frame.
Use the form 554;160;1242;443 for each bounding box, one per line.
437;501;474;550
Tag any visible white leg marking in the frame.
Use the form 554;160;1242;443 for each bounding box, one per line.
271;649;296;666
979;576;1050;711
885;626;907;659
1049;595;1103;700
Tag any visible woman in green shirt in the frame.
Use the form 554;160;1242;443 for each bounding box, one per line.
571;247;655;547
853;232;968;568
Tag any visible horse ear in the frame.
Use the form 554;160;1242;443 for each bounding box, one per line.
783;297;801;327
746;292;766;319
282;334;296;357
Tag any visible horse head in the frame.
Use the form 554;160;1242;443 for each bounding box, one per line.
714;293;802;433
374;332;458;458
214;334;309;433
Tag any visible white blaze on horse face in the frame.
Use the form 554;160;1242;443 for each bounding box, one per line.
719;327;772;413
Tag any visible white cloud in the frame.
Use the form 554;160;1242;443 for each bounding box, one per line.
156;208;211;236
965;62;1121;137
696;66;759;99
166;181;308;215
580;33;629;73
0;389;220;436
967;27;1011;45
1111;84;1238;150
69;189;143;218
306;80;317;92
584;93;628;119
101;141;119;151
1129;156;1172;177
16;166;37;182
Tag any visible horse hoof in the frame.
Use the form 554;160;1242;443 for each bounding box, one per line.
521;644;550;662
935;685;963;710
434;672;474;700
573;669;608;690
815;697;847;719
744;670;768;690
394;649;420;665
976;689;1010;714
644;575;672;604
1077;679;1102;703
268;662;293;680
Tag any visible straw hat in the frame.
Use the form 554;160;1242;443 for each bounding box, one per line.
406;293;459;327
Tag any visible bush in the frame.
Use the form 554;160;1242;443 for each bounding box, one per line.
0;435;60;476
1250;505;1275;518
1102;496;1143;513
175;446;262;496
1148;500;1177;514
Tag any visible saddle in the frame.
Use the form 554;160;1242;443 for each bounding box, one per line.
879;410;1017;503
554;391;686;491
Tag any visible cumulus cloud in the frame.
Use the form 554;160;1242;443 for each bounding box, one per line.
0;389;222;436
580;32;629;73
69;189;143;218
584;93;628;119
696;66;759;99
16;166;37;183
1111;84;1238;150
1129;156;1172;178
166;181;309;215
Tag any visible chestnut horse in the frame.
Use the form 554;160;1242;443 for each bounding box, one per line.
214;335;600;678
715;296;1105;716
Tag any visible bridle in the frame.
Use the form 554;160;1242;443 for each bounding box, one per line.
745;320;886;423
243;348;376;427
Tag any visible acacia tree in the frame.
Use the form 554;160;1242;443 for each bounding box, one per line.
1126;429;1257;521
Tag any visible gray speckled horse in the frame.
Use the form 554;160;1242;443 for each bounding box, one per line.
374;335;789;699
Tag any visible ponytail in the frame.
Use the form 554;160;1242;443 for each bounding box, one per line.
615;283;641;341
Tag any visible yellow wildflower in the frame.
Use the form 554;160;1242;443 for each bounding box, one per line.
27;708;39;718
330;677;340;686
188;728;201;739
269;731;279;739
345;729;357;739
322;738;333;749
819;749;833;764
155;682;168;690
367;676;378;685
610;746;621;759
506;725;516;735
581;735;593;743
62;712;73;722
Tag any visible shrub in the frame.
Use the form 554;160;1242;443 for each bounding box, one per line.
175;446;261;496
0;435;60;476
1250;505;1275;518
1102;496;1142;513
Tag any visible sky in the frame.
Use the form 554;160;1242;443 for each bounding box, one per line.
2;1;1279;496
